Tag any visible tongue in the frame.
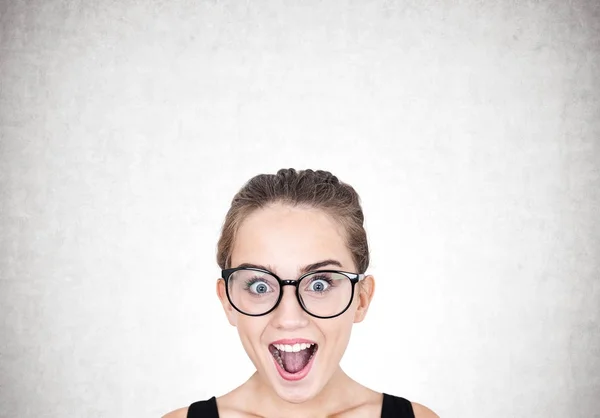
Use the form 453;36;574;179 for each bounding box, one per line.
280;349;312;373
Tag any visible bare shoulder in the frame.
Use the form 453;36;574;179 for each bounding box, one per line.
412;402;440;418
161;407;188;418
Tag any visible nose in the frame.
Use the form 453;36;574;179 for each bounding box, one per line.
270;285;310;330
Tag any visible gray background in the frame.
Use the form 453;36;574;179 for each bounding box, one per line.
1;0;599;417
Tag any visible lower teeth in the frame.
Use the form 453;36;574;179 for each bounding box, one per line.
274;351;285;369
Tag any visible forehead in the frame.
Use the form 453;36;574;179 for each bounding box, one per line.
230;204;354;274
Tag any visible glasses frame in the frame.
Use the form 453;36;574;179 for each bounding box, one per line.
221;267;366;319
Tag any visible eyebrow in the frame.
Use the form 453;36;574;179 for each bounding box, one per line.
234;259;343;275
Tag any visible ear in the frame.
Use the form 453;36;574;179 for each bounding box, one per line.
216;278;237;327
353;275;375;323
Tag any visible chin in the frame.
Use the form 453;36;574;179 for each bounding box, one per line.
261;345;329;404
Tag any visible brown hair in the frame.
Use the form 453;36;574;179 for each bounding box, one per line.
216;168;370;273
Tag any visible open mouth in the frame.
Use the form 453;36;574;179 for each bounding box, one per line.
268;342;318;380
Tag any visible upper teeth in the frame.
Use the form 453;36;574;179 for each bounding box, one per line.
273;343;315;352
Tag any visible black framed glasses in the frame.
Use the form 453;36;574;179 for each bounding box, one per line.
221;267;366;319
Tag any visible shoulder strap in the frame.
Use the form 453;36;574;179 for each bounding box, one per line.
187;396;219;418
381;393;415;418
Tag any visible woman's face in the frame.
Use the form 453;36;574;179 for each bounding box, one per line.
217;203;374;403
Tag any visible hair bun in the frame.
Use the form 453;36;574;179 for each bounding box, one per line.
313;170;339;184
276;168;339;185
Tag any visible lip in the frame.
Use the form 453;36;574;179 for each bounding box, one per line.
271;348;317;381
270;338;317;345
268;339;319;382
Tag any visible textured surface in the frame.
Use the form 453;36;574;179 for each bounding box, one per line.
1;0;599;417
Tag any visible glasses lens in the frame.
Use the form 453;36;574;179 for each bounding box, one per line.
298;272;353;317
227;269;280;315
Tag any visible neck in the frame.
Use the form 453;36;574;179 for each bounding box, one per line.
246;367;362;417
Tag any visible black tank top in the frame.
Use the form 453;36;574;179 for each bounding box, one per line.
187;393;414;417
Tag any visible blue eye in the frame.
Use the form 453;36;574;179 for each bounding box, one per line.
307;277;332;293
245;279;272;295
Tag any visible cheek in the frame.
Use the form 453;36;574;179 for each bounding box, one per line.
235;320;267;367
236;317;269;345
322;315;355;346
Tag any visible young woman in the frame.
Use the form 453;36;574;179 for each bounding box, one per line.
164;169;438;418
